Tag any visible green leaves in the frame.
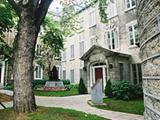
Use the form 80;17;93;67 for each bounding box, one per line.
99;0;108;23
42;16;63;54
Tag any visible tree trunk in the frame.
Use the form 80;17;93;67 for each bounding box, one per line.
13;10;38;113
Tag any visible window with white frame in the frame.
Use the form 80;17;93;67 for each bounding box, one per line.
89;25;96;37
107;28;119;50
62;70;66;80
79;31;85;41
89;10;96;27
56;66;60;79
70;69;74;83
79;17;84;29
34;65;43;79
62;50;66;61
36;44;41;56
90;37;97;46
70;45;74;59
79;41;85;57
125;0;136;10
132;64;142;84
107;0;117;18
128;24;138;46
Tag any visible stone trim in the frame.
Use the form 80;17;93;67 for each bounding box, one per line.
143;76;160;80
141;53;160;63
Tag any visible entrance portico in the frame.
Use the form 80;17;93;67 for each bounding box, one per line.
81;45;131;92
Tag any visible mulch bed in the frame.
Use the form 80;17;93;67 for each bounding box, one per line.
0;93;12;102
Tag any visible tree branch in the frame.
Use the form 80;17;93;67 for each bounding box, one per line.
35;0;53;28
7;0;21;17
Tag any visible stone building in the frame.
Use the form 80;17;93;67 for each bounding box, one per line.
61;0;142;92
0;30;45;86
137;0;160;119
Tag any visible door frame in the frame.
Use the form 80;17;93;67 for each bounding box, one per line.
90;65;106;91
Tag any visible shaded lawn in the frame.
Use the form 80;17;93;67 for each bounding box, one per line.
92;98;144;115
0;93;12;102
34;86;79;97
0;107;108;120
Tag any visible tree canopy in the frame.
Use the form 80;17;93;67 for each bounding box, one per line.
0;0;15;59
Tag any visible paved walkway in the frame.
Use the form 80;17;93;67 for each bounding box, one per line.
0;90;144;120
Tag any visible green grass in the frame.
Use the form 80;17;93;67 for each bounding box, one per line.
91;98;144;115
0;107;108;120
34;85;79;97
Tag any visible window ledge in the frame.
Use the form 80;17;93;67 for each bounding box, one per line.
89;24;97;29
128;45;138;49
108;15;118;20
70;58;75;61
125;6;136;12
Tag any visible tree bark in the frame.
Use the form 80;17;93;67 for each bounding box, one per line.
13;10;38;113
7;0;53;113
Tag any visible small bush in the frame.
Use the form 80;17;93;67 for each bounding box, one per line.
32;80;47;89
105;80;112;98
4;84;13;90
112;80;143;100
78;78;87;94
61;80;70;85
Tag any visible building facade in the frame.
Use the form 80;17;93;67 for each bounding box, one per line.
61;0;142;91
137;0;160;119
0;31;45;86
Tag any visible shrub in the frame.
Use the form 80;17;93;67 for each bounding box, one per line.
105;80;112;98
4;83;13;90
112;80;143;100
61;80;70;85
78;78;87;94
32;80;47;89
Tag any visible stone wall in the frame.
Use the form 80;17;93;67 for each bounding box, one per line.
137;0;160;119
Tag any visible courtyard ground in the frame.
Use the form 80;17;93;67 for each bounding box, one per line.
0;90;143;120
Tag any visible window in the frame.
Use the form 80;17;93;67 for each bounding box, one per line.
62;50;66;61
90;37;97;46
89;10;96;27
70;45;74;59
128;24;138;46
36;44;41;56
34;65;43;79
79;31;85;41
89;25;96;37
63;70;66;80
132;64;142;84
79;17;84;29
79;41;84;57
107;0;117;18
119;63;124;80
70;69;74;83
107;28;119;50
125;0;136;10
56;66;60;79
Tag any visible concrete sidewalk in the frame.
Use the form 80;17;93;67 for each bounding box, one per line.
0;90;144;120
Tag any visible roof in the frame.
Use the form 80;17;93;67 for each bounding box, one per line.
80;45;131;60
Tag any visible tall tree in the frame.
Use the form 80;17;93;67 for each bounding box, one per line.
7;0;53;113
6;0;107;113
35;16;63;80
0;0;15;59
